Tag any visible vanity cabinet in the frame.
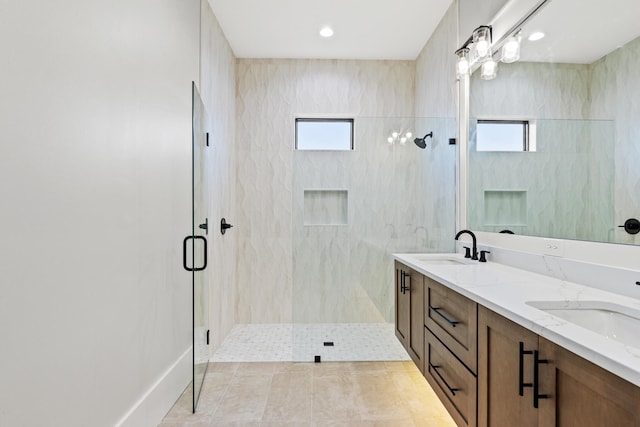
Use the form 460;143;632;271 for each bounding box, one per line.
425;325;478;427
423;276;478;427
477;306;539;426
537;337;640;426
424;277;478;373
394;257;640;427
395;261;424;372
395;262;410;349
478;305;640;427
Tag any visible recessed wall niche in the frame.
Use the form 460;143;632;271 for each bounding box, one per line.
483;190;527;226
303;189;348;226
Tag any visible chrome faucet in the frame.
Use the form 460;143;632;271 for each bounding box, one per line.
455;229;478;260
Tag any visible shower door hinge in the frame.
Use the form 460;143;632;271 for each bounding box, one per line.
206;330;210;345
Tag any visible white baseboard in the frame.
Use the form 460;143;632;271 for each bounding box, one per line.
115;347;192;427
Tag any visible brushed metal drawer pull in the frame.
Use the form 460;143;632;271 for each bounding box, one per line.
430;363;460;396
429;305;459;327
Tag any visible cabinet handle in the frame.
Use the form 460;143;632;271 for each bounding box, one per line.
429;363;460;396
519;341;533;396
533;350;549;408
401;271;410;294
429;305;459;327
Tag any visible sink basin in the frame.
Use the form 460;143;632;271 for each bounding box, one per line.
410;254;473;266
526;300;640;347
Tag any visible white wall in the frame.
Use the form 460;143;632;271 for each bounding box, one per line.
0;1;200;425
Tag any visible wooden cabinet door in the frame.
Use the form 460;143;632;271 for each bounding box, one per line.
425;327;477;427
424;276;478;373
408;268;424;372
478;306;539;427
538;337;640;427
394;262;409;349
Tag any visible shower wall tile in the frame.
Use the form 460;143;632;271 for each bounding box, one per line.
236;236;292;323
414;1;459;252
236;59;416;324
590;35;640;245
468;47;640;243
236;148;292;238
200;2;237;353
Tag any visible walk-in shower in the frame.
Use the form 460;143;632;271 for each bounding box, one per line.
291;116;456;362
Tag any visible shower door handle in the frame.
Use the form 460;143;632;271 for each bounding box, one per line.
183;235;208;271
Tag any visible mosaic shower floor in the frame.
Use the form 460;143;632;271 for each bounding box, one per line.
211;323;411;363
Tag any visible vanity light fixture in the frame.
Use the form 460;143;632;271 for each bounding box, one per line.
455;47;470;77
319;26;334;38
481;58;498;80
454;26;492;79
501;32;521;63
387;130;412;145
471;26;492;60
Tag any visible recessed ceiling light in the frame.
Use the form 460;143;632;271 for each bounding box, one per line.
528;31;545;41
319;26;334;38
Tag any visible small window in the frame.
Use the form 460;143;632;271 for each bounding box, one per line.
476;120;534;152
295;118;354;150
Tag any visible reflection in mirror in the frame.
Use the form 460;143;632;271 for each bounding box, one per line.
467;0;640;245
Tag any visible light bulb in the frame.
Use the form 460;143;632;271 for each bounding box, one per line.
387;136;394;144
455;47;470;78
405;132;412;138
392;131;398;138
400;137;407;144
481;59;497;80
501;34;521;63
476;38;489;58
457;57;469;76
472;26;492;58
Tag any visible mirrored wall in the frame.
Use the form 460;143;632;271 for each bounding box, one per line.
464;0;640;246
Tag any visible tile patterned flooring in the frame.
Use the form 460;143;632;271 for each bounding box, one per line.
159;361;457;426
211;323;410;363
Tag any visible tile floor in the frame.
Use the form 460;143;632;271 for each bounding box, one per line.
211;323;410;363
159;361;457;426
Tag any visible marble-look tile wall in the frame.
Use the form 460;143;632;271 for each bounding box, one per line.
468;62;615;241
590;35;640;245
200;1;237;352
291;116;455;324
414;1;459;252
235;60;417;323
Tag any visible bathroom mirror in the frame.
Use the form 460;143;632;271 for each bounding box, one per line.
467;0;640;245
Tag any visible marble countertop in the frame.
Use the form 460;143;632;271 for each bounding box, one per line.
393;252;640;387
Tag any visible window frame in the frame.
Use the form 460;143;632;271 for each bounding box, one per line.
294;117;355;151
476;119;535;152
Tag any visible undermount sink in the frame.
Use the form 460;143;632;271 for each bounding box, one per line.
526;300;640;348
410;254;474;266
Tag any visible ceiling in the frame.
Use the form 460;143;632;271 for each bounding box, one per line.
207;0;454;60
519;0;640;63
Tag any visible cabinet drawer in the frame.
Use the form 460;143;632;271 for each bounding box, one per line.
425;327;477;427
424;276;477;373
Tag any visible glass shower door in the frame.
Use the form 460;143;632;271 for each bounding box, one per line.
188;82;210;412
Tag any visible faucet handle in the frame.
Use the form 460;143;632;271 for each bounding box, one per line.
479;250;491;263
463;246;471;259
